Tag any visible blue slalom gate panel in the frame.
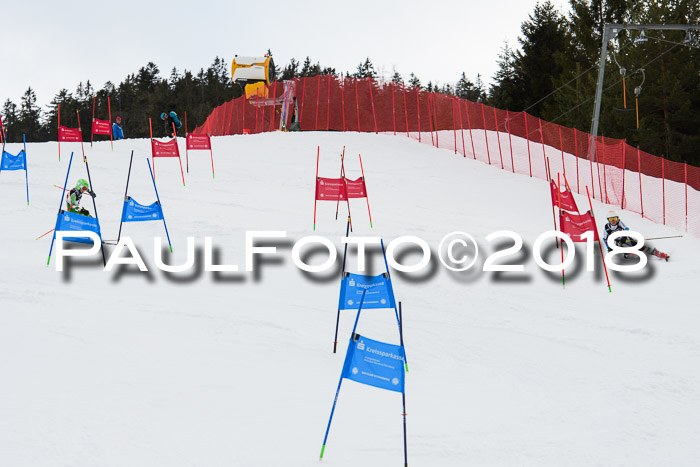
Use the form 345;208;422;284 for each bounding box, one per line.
341;334;405;393
1;150;26;170
338;273;397;310
121;197;164;222
54;210;102;244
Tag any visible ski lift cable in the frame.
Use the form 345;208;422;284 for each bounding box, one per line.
548;41;682;125
648;35;700;51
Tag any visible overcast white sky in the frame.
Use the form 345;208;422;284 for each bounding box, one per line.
1;0;570;110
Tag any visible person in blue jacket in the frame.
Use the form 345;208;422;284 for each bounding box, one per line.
112;116;124;140
161;111;182;137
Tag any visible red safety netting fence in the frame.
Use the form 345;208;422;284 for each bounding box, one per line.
194;75;700;237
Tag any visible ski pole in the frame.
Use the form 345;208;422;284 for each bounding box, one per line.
36;228;55;240
644;235;683;241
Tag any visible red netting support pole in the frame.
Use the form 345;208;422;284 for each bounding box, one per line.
589;147;596;199
300;78;306;130
270;81;278;132
433;94;439;147
493;107;504;169
506;111;514;173
416;88;421;142
662;157;666;225
464;101;475;158
185;111;189;173
427;94;435;146
586;186;612;293
637;146;644;218
392;81;396;136
481;103;491;165
173;122;185;186
685;163;688;232
149;118;155;178
369;78;377;134
538;119;546;176
108;97;113;150
341;74;346;132
355;78;360;132
327;75;331;131
602;136;608;204
452;99;457;154
77;110;86;162
524;112;532;176
255;95;260;134
558;126;565;177
359;154;373;228
558;173;565;288
402;82;409;138
621;143;626;209
574;129;580;193
459;99;466;158
315;74;321;131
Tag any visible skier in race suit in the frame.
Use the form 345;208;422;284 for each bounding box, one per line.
65;179;95;217
603;210;669;261
161;111;182;137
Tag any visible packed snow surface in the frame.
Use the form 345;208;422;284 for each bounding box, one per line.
1;131;698;466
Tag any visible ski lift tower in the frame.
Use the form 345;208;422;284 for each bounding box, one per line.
588;23;700;161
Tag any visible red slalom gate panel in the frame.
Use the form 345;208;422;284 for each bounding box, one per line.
559;211;599;241
152;139;180;157
315;177;347;201
187;133;211;150
92;119;111;135
345;177;367;198
59;126;82;142
551;180;579;212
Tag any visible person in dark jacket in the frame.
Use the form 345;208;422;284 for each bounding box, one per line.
161;111;182;137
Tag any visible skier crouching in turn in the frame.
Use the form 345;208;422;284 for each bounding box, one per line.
66;179;95;217
161;111;182;137
603;210;669;261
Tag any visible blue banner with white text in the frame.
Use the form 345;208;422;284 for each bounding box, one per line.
338;273;397;310
121;197;164;222
54;210;102;244
1;150;26;171
341;335;405;393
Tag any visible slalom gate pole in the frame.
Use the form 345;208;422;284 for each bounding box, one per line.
586;186;612;293
23;134;28;205
84;153;106;266
333;216;352;353
558;173;565;288
335;148;343;220
358;154;373;228
117;150;134;242
399;302;408;467
58;105;61;162
644;235;683;241
185;111;189;173
91;95;95;147
174;122;186;186
36;229;55;240
381;238;409;371
48;151;75;266
340;151;353;232
148;157;173;253
547;159;559;249
77;110;86;162
314;146;319;230
320;289;367;460
149;118;155;179
108;97;113;150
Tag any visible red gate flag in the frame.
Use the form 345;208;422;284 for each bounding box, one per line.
186;133;211;150
151;138;180;157
345;176;367;198
92;118;111;135
559;210;599;241
550;179;579;212
316;177;347;201
59;126;82;142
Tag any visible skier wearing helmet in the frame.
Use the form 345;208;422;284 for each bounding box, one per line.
66;179;95;217
603;210;669;261
161;111;182;137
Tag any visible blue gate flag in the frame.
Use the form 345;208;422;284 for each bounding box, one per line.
121;197;164;222
54;210;102;244
1;150;26;170
341;334;405;393
338;273;397;310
